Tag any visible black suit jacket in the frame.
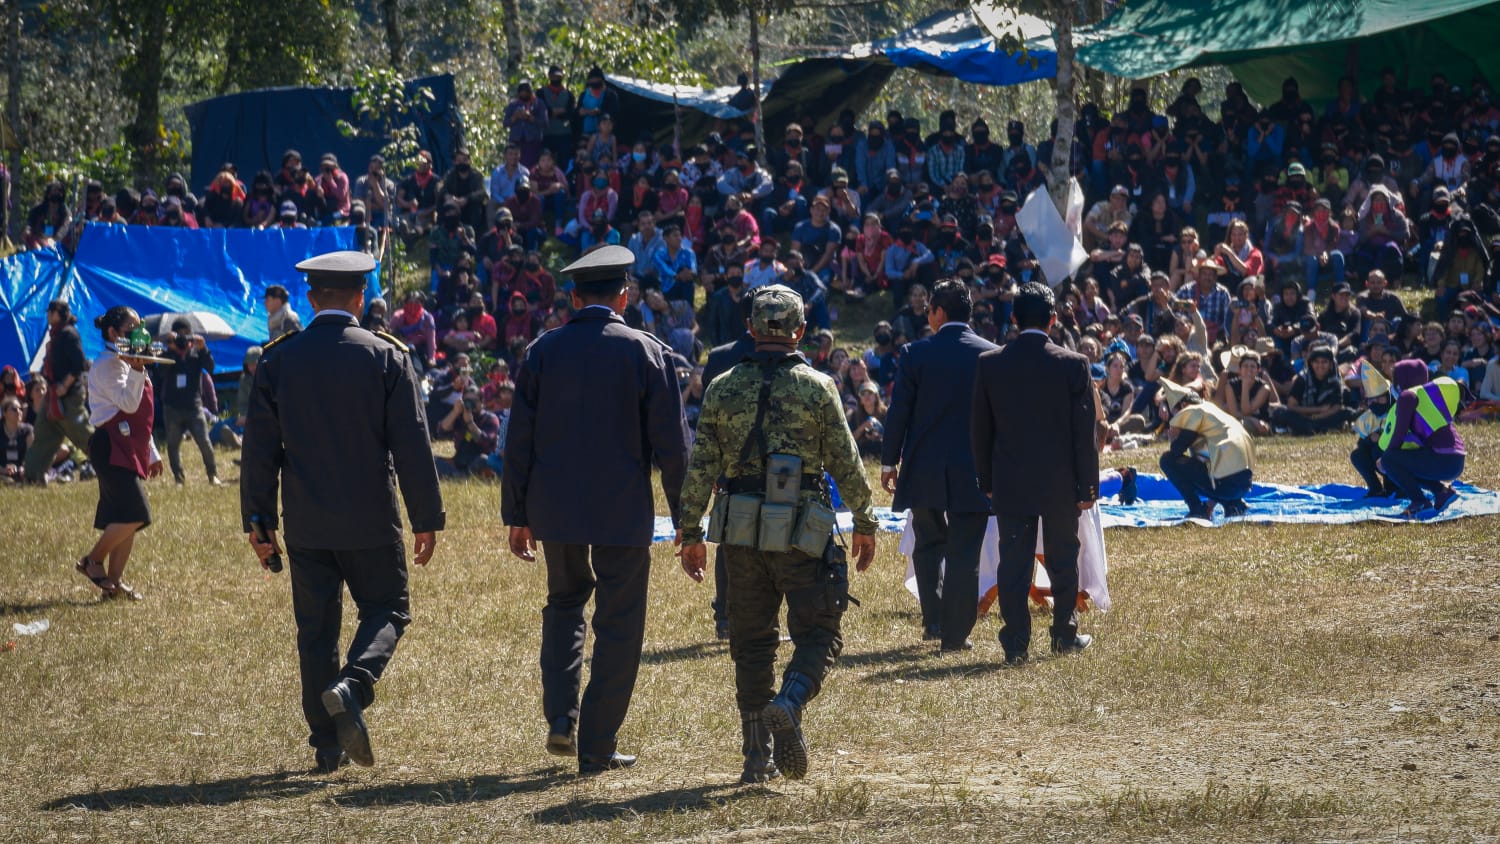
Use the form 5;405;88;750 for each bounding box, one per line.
240;312;445;549
702;333;756;388
971;331;1099;516
881;323;997;513
502;306;690;547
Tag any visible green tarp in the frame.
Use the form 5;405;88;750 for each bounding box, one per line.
1071;0;1500;104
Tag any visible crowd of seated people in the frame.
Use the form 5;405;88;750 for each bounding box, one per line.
9;66;1500;473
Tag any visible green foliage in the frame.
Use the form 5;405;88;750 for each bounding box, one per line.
336;66;435;176
531;22;706;88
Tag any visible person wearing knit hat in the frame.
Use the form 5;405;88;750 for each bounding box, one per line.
1156;377;1256;521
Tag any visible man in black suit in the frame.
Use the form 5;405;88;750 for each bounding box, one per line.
700;291;759;641
971;282;1098;664
880;279;997;652
502;245;691;775
241;250;445;773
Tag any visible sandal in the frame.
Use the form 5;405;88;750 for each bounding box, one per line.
75;557;111;592
101;578;144;601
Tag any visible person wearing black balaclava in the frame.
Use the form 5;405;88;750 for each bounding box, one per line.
439;147;488;230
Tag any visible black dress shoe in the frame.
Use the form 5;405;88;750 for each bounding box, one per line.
921;624;942;641
940;639;974;652
1050;633;1093;655
313;749;350;774
1003;652;1029;667
578;752;637;775
321;679;375;767
715;620;731;641
1222;500;1248;518
546;717;577;757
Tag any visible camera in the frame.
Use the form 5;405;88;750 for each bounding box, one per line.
173;335;191;350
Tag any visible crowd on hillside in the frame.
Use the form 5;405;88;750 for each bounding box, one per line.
5;64;1500;482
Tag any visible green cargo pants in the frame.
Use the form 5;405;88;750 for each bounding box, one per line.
25;387;93;482
724;545;843;712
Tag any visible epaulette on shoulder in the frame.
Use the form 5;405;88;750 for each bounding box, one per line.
261;329;298;353
372;330;411;353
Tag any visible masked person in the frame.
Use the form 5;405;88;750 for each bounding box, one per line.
677;284;877;783
1156;377;1256;520
1377;360;1465;518
76;307;164;601
1349;359;1399;498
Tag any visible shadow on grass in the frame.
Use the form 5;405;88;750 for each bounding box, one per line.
859;659;1015;684
640;640;725;664
1;600;102;616
531;782;753;825
837;643;932;668
331;767;571;807
43;771;330;811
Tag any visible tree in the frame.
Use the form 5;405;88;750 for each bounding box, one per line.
654;0;802;163
499;0;522;82
974;0;1090;215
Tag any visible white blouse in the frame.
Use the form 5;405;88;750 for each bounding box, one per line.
88;345;161;464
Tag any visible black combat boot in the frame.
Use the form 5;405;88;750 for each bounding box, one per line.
762;671;816;780
739;710;780;784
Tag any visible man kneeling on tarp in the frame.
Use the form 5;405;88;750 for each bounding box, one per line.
1156;377;1256;521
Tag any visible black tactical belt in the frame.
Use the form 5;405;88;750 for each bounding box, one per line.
721;474;825;495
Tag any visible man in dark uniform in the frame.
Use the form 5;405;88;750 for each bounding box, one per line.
700;290;759;640
240;250;445;773
971;282;1097;665
502;244;690;775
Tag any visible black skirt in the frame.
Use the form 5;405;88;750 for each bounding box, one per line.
88;429;152;530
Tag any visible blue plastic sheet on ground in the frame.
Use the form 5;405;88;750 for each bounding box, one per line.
648;474;1500;542
0;245;69;372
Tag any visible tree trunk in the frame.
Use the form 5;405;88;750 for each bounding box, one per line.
5;0;21;242
749;3;766;166
500;0;523;82
381;0;404;71
1048;14;1075;216
123;6;169;189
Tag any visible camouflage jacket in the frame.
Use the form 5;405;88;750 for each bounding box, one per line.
680;350;877;544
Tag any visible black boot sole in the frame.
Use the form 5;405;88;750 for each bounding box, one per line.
761;701;808;780
321;688;375;767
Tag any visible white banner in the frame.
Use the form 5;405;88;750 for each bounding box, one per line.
1016;180;1089;289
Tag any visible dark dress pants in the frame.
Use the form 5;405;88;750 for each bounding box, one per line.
995;509;1080;658
909;508;988;647
539;542;650;758
287;542;410;751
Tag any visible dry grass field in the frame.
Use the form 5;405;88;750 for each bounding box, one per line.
2;425;1498;843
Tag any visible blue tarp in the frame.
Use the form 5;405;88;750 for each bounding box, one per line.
183;74;461;190
0;246;69;373
648;475;1500;542
868;8;1056;87
0;225;379;374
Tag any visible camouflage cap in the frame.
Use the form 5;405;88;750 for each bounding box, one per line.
750;284;805;338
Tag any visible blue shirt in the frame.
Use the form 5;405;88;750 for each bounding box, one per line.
651;245;697;293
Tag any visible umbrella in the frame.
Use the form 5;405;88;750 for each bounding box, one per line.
140;311;236;340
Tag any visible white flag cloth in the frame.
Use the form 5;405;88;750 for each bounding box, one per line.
1015;180;1089;289
900;504;1111;614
